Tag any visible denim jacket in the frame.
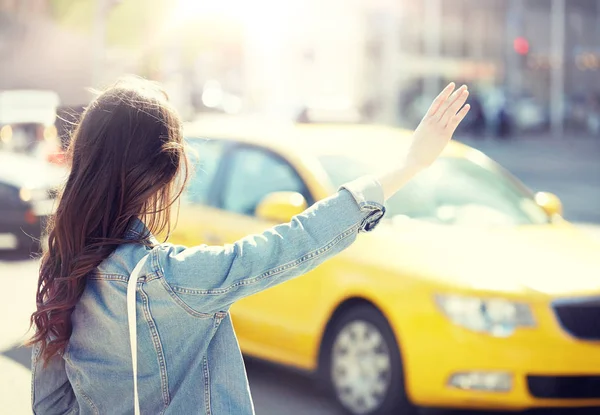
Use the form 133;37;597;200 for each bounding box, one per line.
31;176;385;415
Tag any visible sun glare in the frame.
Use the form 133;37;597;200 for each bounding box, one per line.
172;0;283;26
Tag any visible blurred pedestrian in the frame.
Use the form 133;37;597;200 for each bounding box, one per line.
483;86;508;138
466;93;486;138
587;93;600;136
497;106;512;139
27;77;469;414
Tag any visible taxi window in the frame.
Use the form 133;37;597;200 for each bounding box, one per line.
183;139;226;206
221;146;307;216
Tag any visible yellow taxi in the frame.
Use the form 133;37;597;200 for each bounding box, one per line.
170;116;600;415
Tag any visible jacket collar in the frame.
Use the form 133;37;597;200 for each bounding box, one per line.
124;217;159;245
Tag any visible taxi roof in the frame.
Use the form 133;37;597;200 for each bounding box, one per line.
184;115;474;162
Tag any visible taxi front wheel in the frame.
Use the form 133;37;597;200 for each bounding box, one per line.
320;304;417;415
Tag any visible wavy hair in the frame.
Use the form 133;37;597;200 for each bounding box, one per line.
28;78;189;365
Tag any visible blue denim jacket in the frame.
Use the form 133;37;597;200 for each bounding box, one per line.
31;177;385;415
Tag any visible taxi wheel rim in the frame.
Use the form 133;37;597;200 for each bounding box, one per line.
330;320;392;414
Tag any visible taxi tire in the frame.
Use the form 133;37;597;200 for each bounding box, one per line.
320;304;417;415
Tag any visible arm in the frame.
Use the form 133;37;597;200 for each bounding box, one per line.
155;176;385;314
31;342;77;415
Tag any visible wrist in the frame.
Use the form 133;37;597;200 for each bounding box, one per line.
378;161;422;201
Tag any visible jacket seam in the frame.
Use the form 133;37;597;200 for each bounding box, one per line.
88;273;128;281
140;284;171;408
150;247;159;278
151;247;163;279
158;278;215;319
167;222;359;295
30;343;38;410
72;376;98;415
203;356;212;415
88;272;160;282
358;201;384;211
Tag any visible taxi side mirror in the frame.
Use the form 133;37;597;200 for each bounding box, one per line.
256;192;308;223
534;191;563;217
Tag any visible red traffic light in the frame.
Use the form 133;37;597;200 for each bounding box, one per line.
513;37;529;55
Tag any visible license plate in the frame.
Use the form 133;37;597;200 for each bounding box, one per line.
0;233;18;249
32;199;57;216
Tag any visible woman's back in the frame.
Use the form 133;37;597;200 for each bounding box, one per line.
64;231;253;414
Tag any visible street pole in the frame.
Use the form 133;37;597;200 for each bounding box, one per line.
92;0;107;88
505;0;523;94
597;0;600;41
424;0;441;101
550;0;565;139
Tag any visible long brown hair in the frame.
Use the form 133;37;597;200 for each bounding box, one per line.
28;78;189;365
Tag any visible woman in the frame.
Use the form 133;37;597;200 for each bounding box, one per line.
29;78;469;414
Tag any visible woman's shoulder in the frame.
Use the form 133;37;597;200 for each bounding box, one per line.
92;242;158;281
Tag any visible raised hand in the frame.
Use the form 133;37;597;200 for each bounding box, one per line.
405;83;470;170
377;82;470;201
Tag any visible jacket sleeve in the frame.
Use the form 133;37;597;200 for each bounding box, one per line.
31;342;77;414
154;176;385;314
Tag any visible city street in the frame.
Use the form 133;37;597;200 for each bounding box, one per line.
1;136;599;414
2;0;600;412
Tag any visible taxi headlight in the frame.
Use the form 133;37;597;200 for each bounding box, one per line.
436;294;535;337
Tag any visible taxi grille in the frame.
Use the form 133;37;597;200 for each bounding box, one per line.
553;298;600;340
528;375;600;399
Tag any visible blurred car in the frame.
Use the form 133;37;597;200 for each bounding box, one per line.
0;89;65;165
506;94;549;133
169;117;600;415
0;152;65;251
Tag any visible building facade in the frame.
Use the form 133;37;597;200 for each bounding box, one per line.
0;0;93;106
360;0;600;128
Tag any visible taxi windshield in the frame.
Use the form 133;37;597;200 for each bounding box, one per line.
320;155;550;226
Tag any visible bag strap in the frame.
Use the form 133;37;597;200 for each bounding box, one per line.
127;254;150;415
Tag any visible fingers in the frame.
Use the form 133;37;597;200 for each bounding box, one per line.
426;83;455;118
436;85;467;120
441;88;469;126
447;103;471;133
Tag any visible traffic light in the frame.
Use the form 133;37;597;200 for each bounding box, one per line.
513;37;529;55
